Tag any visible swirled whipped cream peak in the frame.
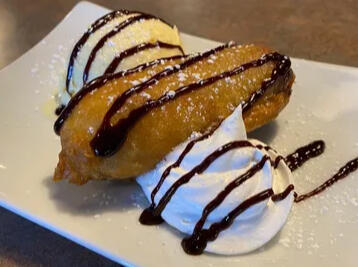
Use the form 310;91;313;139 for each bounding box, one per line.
137;105;294;255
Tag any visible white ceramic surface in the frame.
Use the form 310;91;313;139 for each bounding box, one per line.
0;2;357;266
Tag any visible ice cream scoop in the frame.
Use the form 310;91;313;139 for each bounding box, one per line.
137;106;294;255
56;10;183;108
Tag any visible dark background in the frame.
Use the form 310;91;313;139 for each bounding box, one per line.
0;0;357;266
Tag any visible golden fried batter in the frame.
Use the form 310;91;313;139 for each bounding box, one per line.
54;44;295;184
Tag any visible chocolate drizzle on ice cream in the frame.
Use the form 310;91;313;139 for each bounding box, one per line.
82;13;179;84
57;9;183;110
104;41;184;75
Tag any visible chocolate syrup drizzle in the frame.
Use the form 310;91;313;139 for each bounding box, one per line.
181;184;295;255
54;43;232;134
66;10;127;95
147;133;281;217
139;140;259;225
54;54;186;134
139;132;358;255
181;155;270;254
272;184;295;202
55;105;65;116
285;140;325;172
294;157;358;203
83;43;230;154
148;128;217;211
145;138;323;224
181;188;268;254
104;41;185;75
82;13;162;84
65;10;133;94
65;9;174;95
90;51;291;157
139;132;296;254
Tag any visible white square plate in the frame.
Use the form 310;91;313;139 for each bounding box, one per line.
0;1;357;266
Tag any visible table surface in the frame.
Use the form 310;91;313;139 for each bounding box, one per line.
0;0;357;266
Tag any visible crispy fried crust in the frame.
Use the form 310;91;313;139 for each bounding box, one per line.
244;69;294;132
54;45;295;184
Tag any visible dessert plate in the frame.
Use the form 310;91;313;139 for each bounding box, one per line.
0;1;357;266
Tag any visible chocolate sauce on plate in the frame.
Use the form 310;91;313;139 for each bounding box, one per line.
285;140;325;172
271;141;325;171
294;157;358;202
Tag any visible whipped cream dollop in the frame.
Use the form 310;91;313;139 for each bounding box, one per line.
137;106;293;255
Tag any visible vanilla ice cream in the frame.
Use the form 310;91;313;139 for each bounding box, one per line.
57;10;183;107
137;106;294;255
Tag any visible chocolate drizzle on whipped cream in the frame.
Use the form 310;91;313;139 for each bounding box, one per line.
182;185;297;255
89;50;291;157
181;183;296;255
64;9;175;96
272;184;295;202
139;140;260;225
148;127;218;215
139;131;358;255
143;139;326;226
181;155;271;254
143;132;289;226
139;133;295;254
